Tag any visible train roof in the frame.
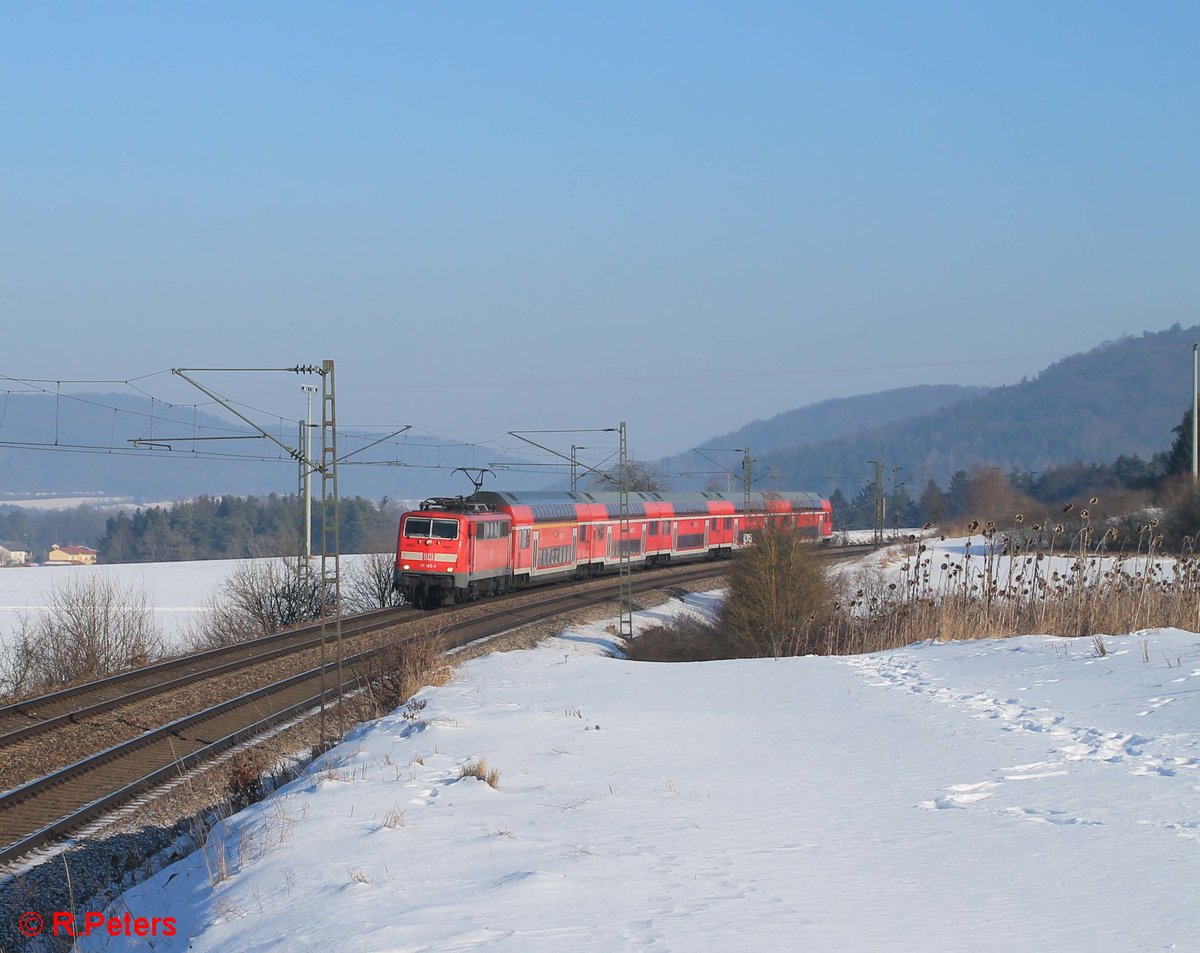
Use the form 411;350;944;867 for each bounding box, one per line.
408;489;830;524
473;489;827;507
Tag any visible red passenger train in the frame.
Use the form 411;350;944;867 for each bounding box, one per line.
393;489;833;609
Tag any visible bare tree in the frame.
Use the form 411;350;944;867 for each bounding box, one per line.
588;460;665;492
0;575;164;698
343;552;405;613
187;559;322;649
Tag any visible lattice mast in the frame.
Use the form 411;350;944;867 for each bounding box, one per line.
743;447;752;518
318;360;342;743
618;420;633;639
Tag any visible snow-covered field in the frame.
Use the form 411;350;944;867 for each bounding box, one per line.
81;588;1200;952
0;556;376;652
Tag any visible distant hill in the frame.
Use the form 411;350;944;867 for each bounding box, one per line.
742;325;1200;495
0;393;530;502
659;384;989;487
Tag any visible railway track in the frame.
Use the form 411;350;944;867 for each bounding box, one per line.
0;607;411;749
0;543;875;867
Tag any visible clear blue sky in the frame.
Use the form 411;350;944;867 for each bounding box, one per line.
3;2;1197;465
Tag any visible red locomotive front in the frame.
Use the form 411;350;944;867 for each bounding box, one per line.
393;498;514;608
395;510;466;608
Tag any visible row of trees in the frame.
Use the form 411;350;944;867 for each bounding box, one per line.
97;494;402;562
831;406;1200;538
2;494;405;564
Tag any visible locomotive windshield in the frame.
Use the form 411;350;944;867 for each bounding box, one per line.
403;517;460;540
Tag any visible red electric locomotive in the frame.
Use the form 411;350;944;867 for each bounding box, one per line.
394;489;832;609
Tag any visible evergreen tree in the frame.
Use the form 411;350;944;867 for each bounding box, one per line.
848;482;878;530
945;470;972;517
1163;406;1195;478
918;479;947;525
828;489;852;531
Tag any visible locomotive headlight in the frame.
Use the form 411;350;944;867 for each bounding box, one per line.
446;566;454;572
402;564;410;571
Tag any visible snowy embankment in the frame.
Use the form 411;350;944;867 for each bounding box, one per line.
83;593;1199;953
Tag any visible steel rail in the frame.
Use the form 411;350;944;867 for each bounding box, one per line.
0;605;411;747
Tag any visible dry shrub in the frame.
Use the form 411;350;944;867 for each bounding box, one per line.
228;749;270;806
1158;478;1200;550
459;758;501;789
0;575;164;699
381;804;405;829
350;629;451;721
622;614;737;662
720;522;836;657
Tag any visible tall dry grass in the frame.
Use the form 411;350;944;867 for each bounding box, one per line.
827;516;1200;654
625;508;1199;662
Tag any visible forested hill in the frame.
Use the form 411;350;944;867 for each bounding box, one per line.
659;384;987;488
708;384;992;453
753;325;1200;494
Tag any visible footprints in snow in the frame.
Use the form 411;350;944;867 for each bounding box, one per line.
848;655;1179;773
852;654;1196;831
920;765;1088;823
922;780;998;810
1001;806;1101;826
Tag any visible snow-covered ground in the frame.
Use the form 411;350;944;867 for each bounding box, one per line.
0;556;376;652
80;591;1200;953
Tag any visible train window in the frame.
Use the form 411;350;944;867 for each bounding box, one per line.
580;525;589;543
724;518;732;529
404;517;459;539
711;518;718;530
519;529;530;548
